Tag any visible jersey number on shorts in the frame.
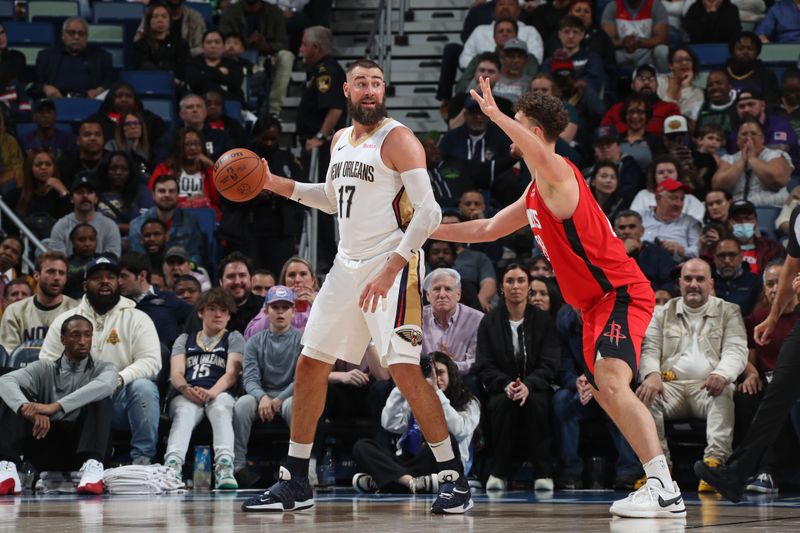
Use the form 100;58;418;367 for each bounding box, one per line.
338;185;355;218
191;363;211;381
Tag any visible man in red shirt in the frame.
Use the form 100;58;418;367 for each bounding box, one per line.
601;64;681;136
434;77;685;518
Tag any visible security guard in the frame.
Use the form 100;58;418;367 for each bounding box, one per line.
297;25;346;271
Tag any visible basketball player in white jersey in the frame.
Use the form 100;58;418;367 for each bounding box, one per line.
241;59;473;515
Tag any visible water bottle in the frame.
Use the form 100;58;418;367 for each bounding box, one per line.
19;462;36;492
318;440;336;488
193;445;212;490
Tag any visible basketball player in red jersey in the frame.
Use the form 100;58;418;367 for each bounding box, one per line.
433;77;686;519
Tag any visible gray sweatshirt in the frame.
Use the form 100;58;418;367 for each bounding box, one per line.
49;212;122;258
0;356;117;422
242;328;302;402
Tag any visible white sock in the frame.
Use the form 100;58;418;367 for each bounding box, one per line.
643;454;673;488
288;440;313;459
428;437;456;463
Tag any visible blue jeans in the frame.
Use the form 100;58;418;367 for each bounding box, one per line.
552;388;640;477
111;378;160;462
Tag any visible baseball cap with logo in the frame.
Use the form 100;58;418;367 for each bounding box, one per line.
503;38;528;54
265;285;296;306
85;256;120;279
663;115;689;135
593;125;619;144
164;247;190;262
729;199;756;218
633;64;657;79
70;171;99;193
656;178;693;195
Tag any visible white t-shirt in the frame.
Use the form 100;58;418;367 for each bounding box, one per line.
179;170;204;199
509;318;524;358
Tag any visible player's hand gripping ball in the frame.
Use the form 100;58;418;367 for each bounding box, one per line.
213;148;266;202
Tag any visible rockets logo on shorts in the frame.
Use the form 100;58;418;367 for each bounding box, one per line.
395;327;423;347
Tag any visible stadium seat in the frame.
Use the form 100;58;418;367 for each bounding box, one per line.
28;1;79;21
119;70;176;98
92;1;144;23
16;46;45;66
760;44;799;67
0;0;13;20
141;97;176;123
689;43;729;69
8;340;43;368
106;46;125;69
89;23;125;44
5;21;55;46
756;206;781;241
15;122;73;138
0;344;7;367
53;98;103;123
223;100;241;121
184;208;219;280
187;1;213;28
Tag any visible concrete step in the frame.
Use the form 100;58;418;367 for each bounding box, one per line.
334;31;460;48
333;19;462;34
281;94;438;108
335;0;466;9
331;8;463;23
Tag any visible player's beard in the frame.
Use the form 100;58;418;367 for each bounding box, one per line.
348;97;387;126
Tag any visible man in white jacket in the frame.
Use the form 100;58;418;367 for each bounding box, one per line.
40;256;162;465
459;0;544;69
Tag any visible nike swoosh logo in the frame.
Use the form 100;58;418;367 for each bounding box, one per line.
337;144;346;151
658;495;683;507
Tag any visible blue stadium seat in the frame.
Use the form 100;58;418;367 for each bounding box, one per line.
689;44;729;69
92;1;144;23
53;98;103;123
8;340;43;368
15;122;73;138
224;100;241;121
0;344;8;367
119;70;176;98
28;1;79;21
184;208;219;280
756;206;781;241
5;21;55;46
141;97;176;124
0;1;14;20
187;1;212;28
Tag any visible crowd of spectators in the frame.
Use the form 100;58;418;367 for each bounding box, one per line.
1;0;800;496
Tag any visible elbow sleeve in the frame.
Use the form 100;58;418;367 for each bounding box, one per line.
395;168;442;260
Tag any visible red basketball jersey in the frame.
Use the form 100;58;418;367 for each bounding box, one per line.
525;157;650;309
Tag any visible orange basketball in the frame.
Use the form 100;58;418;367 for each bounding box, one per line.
213;148;266;202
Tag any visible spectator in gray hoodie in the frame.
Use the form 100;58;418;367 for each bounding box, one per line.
233;285;302;487
0;315;116;495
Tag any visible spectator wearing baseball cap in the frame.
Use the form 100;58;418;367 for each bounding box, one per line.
232;284;302;486
727;88;799;171
662;114;719;199
714;117;794;209
162;245;212;292
542;16;606;95
18;100;76;158
492;38;533;104
723;200;786;274
640;178;702;260
601;63;681;137
48;170;123;259
583;125;646;207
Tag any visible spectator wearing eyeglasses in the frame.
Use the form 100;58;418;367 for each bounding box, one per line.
33;17;112;99
601;64;681;137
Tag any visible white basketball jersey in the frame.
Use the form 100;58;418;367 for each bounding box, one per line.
327;118;412;260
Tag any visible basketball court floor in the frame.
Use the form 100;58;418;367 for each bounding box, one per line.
5;489;800;532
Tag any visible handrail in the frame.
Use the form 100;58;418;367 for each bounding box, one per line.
364;0;392;86
298;148;320;274
0;197;48;273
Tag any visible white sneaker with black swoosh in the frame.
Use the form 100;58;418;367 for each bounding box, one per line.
609;478;686;518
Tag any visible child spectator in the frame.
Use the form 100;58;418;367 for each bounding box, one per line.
165;288;244;489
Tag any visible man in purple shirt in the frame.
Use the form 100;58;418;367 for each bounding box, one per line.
422;268;484;395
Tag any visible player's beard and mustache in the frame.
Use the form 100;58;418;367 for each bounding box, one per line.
348;96;387;126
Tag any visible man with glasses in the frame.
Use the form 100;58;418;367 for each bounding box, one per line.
33;17;112;99
601;64;680;136
712;238;762;317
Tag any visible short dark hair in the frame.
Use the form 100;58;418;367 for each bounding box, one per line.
695;122;725;139
514;92;569;143
153;173;178;188
219;251;254;279
621;93;653;123
614;209;643;225
174;274;201;289
782;67;800;84
475;51;501;71
61;314;92;335
706;188;732;201
4;278;30;299
738;116;764;135
141;218;167;233
120;251;151;280
1;234;23;251
346;58;384;75
196;287;237;313
69;222;97;242
79;118;104;133
559;14;585;31
494;16;518;35
35;251;68;272
223;32;244;44
668;45;698;71
253;268;275;278
426;239;457;256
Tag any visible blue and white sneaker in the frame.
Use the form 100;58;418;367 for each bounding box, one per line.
241;466;314;512
430;470;473;515
746;472;778;494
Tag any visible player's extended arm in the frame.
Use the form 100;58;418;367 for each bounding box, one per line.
431;190;529;243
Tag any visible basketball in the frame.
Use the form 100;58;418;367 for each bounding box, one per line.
212;148;266;202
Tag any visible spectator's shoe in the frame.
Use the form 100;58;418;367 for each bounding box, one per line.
165;457;183;481
693;460;744;503
235;467;262;489
609;479;686;518
534;478;554;491
0;461;21;495
410;474;438;494
556;473;583;490
431;470;473;515
214;457;238;490
485;475;506;491
352;473;378;494
76;459;105;495
746;472;778;494
241;466;314;512
698;458;721;493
